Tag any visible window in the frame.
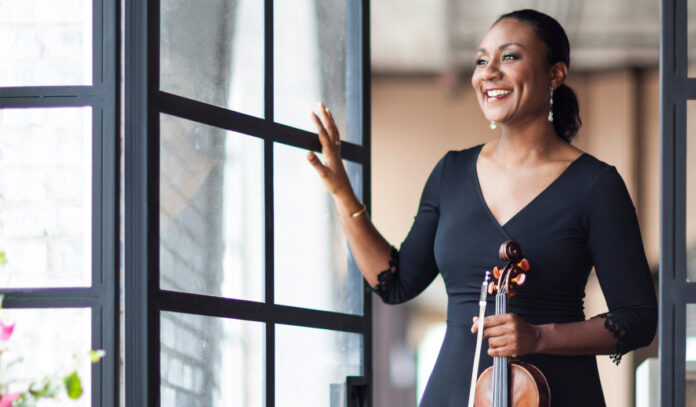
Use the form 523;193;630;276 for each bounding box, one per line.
661;0;696;405
125;0;372;405
0;0;119;405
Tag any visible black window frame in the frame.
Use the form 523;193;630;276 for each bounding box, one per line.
660;0;696;405
124;0;373;405
0;0;120;405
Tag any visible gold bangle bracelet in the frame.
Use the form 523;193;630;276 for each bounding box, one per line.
351;203;367;218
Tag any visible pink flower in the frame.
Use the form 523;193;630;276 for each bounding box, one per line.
0;321;14;341
0;393;19;407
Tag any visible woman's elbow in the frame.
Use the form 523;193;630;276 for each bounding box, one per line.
635;306;658;349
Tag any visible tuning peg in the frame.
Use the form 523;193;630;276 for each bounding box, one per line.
511;273;526;286
487;281;497;295
492;266;501;280
516;258;530;272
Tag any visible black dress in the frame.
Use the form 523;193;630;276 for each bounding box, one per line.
373;144;657;407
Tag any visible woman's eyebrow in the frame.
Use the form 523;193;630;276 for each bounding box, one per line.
477;42;527;53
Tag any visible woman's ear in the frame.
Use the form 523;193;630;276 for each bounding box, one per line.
550;61;568;90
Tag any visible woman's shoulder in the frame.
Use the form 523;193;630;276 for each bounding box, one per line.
439;144;484;167
570;152;634;206
578;152;616;177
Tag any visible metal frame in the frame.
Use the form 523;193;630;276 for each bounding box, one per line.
660;0;696;406
125;0;373;405
0;0;120;405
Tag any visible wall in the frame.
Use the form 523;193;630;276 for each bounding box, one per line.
371;68;661;406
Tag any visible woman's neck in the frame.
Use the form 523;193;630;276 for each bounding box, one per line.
489;117;565;166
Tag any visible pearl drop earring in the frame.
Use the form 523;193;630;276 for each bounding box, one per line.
547;89;554;122
489;121;497;130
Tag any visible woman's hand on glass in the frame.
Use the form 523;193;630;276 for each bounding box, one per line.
307;102;353;199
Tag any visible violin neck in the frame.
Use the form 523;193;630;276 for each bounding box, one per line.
492;287;509;407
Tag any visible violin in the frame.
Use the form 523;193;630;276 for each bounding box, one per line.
472;240;551;407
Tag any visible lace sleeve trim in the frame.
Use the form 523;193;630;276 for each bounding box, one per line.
370;247;398;296
592;312;631;365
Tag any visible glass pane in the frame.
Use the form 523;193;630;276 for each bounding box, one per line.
276;324;362;406
160;312;264;407
688;101;696;282
160;114;264;301
0;0;92;86
160;0;264;117
274;142;363;315
274;0;362;145
0;107;92;288
1;308;92;407
687;305;696;404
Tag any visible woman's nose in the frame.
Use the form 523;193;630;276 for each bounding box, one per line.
480;61;502;82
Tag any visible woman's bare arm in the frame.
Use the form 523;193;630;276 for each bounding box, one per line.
472;314;617;358
306;102;393;287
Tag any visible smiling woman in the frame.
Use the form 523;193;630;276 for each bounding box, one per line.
307;8;657;407
473;11;581;145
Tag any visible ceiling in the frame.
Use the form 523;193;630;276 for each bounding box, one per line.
371;0;678;73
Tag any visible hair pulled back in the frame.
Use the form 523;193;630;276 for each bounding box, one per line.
495;9;582;142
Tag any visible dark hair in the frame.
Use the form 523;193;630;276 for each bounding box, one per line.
494;9;582;142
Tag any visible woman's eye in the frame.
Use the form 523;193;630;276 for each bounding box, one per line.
475;58;487;66
502;54;518;61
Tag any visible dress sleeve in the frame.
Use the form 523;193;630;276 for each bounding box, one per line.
584;166;657;364
371;153;447;304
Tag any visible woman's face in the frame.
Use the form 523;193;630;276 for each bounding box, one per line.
471;18;556;126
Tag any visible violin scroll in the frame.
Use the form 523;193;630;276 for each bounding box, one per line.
499;240;523;262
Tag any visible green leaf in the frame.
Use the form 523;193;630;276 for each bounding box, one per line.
0;251;6;265
89;349;106;363
63;371;83;399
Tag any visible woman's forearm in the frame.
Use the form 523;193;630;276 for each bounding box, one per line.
305;104;395;288
333;191;393;288
535;317;617;356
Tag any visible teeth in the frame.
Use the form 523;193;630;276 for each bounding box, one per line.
487;89;511;97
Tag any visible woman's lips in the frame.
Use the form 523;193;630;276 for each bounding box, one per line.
484;89;512;102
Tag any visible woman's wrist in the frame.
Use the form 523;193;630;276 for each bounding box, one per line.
333;191;364;218
534;323;555;354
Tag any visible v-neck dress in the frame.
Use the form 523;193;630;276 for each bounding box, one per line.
374;144;657;407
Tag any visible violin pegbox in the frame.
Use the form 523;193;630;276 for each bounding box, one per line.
488;240;532;297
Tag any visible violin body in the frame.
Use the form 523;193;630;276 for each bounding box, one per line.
474;362;551;407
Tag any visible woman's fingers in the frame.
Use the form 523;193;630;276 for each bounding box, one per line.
481;324;510;340
472;313;538;357
471;314;510;333
487;345;517;358
325;107;341;145
317;102;339;143
306;151;328;176
310;111;332;147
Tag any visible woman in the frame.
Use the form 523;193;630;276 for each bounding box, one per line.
307;9;657;407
